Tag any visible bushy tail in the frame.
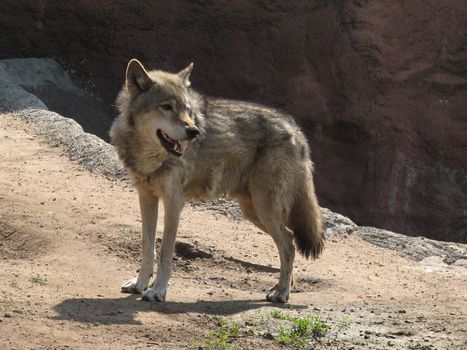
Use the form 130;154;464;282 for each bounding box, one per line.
288;182;324;259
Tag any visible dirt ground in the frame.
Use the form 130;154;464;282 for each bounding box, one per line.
0;114;466;350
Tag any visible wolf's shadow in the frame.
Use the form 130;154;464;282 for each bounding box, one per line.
52;295;305;325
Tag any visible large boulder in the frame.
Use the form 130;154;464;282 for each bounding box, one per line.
1;1;466;242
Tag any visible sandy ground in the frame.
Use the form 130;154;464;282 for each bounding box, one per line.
0;114;466;350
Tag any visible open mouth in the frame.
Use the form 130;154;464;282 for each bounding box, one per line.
156;129;187;157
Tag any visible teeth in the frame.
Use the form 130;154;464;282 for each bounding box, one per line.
160;131;186;154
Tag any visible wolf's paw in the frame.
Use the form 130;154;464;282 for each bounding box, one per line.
121;278;148;294
141;288;166;302
266;285;289;303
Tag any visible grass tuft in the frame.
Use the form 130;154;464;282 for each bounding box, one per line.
271;310;330;348
339;315;352;330
203;317;243;350
30;274;48;286
9;279;20;289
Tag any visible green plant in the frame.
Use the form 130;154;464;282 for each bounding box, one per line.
9;279;19;289
30;274;48;286
271;309;287;319
203;317;243;350
271;310;331;348
228;322;241;338
339;315;352;330
0;298;23;316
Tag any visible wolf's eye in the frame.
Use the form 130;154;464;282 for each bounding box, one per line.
161;104;173;111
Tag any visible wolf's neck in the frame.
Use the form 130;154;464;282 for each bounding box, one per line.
131;133;171;174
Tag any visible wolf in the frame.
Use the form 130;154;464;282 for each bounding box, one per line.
110;59;324;303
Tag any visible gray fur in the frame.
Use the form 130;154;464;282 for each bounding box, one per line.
110;59;324;303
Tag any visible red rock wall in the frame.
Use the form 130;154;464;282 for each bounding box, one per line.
2;1;466;242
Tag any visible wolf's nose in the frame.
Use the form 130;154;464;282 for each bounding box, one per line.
186;127;200;139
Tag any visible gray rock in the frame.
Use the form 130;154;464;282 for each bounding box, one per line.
0;58;80;93
321;207;357;237
358;226;467;265
0;58;126;180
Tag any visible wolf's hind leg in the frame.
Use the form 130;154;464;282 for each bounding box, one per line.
122;191;158;294
251;193;295;303
265;225;295;303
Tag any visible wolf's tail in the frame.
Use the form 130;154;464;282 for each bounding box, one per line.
288;176;324;259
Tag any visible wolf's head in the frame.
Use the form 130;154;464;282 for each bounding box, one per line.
117;59;200;157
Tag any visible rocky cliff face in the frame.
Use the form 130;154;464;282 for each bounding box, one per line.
1;1;466;242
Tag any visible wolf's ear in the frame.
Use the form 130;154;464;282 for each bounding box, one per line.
178;63;193;88
126;59;152;94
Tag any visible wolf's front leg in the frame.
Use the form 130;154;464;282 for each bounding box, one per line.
122;190;159;294
142;192;184;302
